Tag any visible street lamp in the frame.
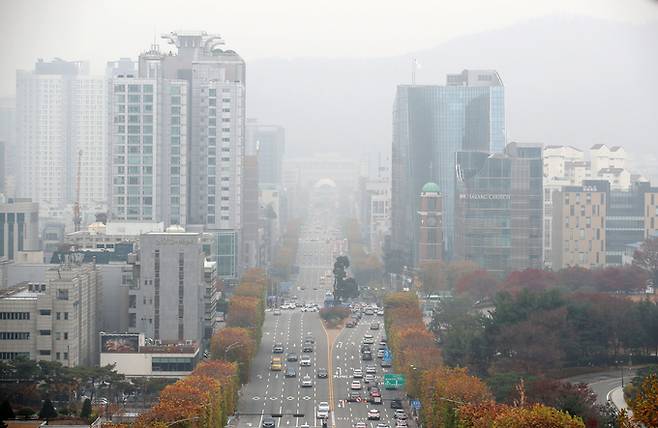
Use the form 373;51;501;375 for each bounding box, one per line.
224;341;243;359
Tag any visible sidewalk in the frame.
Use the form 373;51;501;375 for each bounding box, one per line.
608;386;633;417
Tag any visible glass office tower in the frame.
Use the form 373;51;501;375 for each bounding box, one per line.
391;70;505;263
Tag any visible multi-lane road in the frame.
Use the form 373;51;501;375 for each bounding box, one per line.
236;219;337;428
235;216;408;428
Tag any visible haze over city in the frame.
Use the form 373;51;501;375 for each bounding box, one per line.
0;1;658;428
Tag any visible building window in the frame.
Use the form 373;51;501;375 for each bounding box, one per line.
39;350;51;356
57;289;69;300
63;332;68;340
0;332;30;340
39;330;51;336
0;312;30;320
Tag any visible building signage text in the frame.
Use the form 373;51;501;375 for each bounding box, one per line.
459;193;511;200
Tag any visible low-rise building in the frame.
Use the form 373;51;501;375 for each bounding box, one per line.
99;332;200;378
0;261;100;366
0;198;39;261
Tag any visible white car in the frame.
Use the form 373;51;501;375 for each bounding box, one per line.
300;355;311;366
365;374;375;383
301;375;313;387
363;334;375;344
368;409;381;420
353;368;363;378
350;380;362;390
365;366;377;374
317;401;330;419
395;409;407;420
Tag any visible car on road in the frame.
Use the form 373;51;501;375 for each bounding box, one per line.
354;423;367;428
262;417;276;428
395;420;408;427
304;335;315;344
377;310;384;316
317;368;328;378
370;395;382;404
299;423;310;428
363;334;375;344
368;409;381;420
272;343;284;353
395;409;408;420
376;424;390;428
287;352;298;362
351;380;362;390
273;309;281;316
362;351;373;361
300;355;312;366
364;308;374;316
285;367;297;378
377;349;386;358
360;344;371;353
352;368;363;378
364;373;375;383
301;375;313;387
380;359;391;368
370;322;380;330
316;402;330;419
347;391;362;402
390;399;403;409
346;319;357;328
365;366;377;374
270;357;283;371
302;343;313;353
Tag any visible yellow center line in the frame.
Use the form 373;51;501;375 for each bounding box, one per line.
320;316;335;428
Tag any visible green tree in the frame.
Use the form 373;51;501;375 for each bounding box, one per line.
79;398;92;420
38;399;57;420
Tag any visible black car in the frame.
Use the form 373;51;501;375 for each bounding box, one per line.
262;417;276;428
346;319;356;328
390;399;403;409
317;368;328;378
362;351;373;361
361;344;371;353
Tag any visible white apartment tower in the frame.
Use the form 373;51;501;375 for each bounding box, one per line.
16;59;106;216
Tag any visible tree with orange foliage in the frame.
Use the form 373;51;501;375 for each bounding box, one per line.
454;269;498;301
193;360;239;416
498;269;558;293
629;372;658;427
210;327;256;383
420;367;492;428
458;403;585;428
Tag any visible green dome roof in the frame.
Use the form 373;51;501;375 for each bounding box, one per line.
421;182;440;193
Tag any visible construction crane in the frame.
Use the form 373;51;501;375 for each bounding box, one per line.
73;149;82;232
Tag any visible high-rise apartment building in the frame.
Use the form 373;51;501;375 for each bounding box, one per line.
454;143;543;273
108;32;245;279
0;97;16;196
16;59;106;216
392;70;505;264
0;261;100;366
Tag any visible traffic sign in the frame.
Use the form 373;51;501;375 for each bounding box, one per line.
384;373;405;389
383;350;392;361
411;399;421;410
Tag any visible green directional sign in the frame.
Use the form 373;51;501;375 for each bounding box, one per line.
384;373;405;389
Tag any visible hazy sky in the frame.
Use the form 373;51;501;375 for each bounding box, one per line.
1;0;657;96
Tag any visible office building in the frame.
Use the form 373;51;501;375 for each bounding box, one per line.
392;70;505;264
417;182;443;263
16;59;106;217
129;228;207;343
246;119;285;185
552;180;658;269
0;261;100;366
0;198;39;261
454;143;543;273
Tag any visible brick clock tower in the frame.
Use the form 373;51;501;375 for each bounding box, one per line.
418;182;443;263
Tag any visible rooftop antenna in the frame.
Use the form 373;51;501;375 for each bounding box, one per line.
411;58;420;85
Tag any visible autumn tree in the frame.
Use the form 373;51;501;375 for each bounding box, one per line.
629;372;658;427
419;367;492;427
458;403;586;428
454;269;499;301
633;237;658;288
419;260;448;294
498;269;558;293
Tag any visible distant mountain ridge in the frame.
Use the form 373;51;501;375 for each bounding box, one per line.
246;15;658;172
